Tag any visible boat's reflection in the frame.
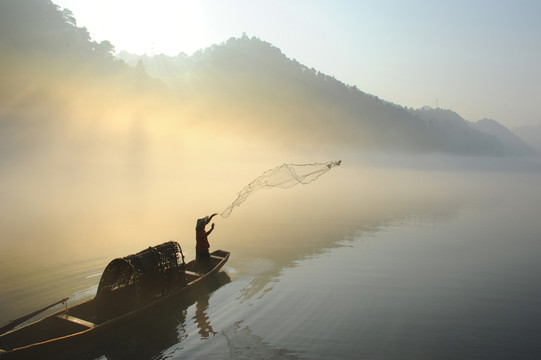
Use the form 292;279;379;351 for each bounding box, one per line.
72;271;231;360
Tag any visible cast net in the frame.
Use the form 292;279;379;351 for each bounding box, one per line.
221;160;341;218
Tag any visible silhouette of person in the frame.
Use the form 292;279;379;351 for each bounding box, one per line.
195;213;218;262
195;295;216;339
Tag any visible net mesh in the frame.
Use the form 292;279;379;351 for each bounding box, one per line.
96;241;186;317
221;160;341;218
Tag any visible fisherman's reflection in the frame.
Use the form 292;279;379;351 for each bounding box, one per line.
194;295;216;338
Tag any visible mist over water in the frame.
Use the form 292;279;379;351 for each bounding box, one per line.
2;157;541;358
2;2;541;358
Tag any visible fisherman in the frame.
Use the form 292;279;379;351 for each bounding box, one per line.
196;213;218;262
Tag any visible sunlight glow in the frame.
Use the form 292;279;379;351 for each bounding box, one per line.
124;1;215;55
51;0;541;128
55;0;216;55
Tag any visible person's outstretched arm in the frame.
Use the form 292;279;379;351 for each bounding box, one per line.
206;213;218;225
206;223;215;236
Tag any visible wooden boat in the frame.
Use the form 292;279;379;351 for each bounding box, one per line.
0;242;230;359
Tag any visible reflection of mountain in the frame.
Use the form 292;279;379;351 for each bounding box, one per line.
1;0;536;159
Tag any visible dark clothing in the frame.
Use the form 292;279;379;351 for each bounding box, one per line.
195;214;216;265
196;227;210;251
196;249;210;261
196;226;211;263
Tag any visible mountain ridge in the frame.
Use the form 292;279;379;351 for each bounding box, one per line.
0;1;537;159
119;36;536;157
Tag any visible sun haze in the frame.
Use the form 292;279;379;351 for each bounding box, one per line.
52;0;541;129
53;0;216;56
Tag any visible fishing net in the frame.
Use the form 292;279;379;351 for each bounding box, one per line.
221;160;341;218
95;241;186;317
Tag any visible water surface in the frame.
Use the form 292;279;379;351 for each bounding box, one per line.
1;163;541;359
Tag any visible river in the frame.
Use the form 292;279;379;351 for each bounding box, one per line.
1;158;541;359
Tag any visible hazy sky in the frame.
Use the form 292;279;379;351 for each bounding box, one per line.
52;0;541;128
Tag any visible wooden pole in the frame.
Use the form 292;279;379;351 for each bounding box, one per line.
0;297;69;335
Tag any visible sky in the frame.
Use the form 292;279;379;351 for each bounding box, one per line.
52;0;541;128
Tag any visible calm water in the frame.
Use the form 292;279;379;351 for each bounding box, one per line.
1;162;541;359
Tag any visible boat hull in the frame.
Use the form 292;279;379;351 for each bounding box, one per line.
0;249;230;359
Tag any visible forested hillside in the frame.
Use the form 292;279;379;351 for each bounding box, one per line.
1;0;536;165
